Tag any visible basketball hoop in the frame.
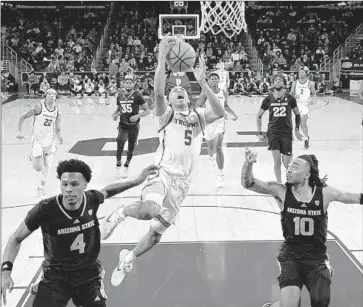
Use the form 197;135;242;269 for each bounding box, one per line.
200;1;247;39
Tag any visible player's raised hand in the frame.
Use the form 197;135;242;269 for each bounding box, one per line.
1;272;14;305
245;148;257;164
138;165;159;181
158;33;176;58
192;55;206;85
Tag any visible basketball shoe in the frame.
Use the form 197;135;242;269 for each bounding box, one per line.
111;249;133;286
122;166;128;178
261;304;272;307
116;166;122;180
100;205;126;240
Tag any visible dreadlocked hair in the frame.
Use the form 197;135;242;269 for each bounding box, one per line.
298;154;328;187
56;159;92;183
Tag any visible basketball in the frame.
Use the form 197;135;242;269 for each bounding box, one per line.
166;40;196;72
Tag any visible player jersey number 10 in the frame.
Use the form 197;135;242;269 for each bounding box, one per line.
293;217;314;236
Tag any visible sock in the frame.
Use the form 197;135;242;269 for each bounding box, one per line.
124;161;130;168
124;251;137;265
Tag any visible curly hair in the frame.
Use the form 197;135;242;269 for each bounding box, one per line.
56;159;92;183
298;154;327;187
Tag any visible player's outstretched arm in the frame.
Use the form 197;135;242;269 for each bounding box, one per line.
154;35;173;116
323;186;363;208
223;90;238;120
193;56;224;121
16;103;41;139
1;221;33;305
195;92;207;109
241;149;286;207
100;165;159;199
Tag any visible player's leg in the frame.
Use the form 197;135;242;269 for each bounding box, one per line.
32;271;71;307
301;112;310;149
266;132;284;182
281;134;293;171
214;130;226;187
73;263;107;307
31;143;45;172
38;144;56;196
123;124;140;178
115;127;128;179
263;255;303;307
303;258;333;307
205;124;218;171
110;173;189;287
100;171;166;240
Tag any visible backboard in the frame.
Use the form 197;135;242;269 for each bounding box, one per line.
158;14;200;39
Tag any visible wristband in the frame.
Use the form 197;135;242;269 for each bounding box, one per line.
360;193;363;205
1;261;13;272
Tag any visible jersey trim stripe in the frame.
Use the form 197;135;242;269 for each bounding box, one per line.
292;186;316;203
55;192;87;220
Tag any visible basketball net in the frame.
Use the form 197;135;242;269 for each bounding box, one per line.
200;1;247;39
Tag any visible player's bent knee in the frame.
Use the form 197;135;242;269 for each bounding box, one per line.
138;200;161;220
151;215;171;235
280;286;302;307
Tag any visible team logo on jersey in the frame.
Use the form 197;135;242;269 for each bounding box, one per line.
88;209;93;215
301;203;307;208
315;200;320;206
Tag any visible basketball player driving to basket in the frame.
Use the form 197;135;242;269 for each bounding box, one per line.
100;34;225;287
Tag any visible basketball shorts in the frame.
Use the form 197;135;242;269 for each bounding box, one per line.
32;141;57;158
32;261;107;307
297;101;310;117
277;244;333;291
116;124;140;144
141;168;190;234
267;131;292;156
204;118;225;141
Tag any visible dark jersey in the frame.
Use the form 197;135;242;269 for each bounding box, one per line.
165;71;192;98
25;190;105;271
261;92;297;136
281;185;328;256
117;90;145;128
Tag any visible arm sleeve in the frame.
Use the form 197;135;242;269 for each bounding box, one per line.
24;201;49;231
260;96;270;110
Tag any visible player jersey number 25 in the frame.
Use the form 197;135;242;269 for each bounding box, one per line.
273;106;286;117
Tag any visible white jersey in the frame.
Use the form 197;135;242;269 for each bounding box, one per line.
295;79;311;104
217;70;229;89
32;100;58;147
205;89;226;121
154;106;206;177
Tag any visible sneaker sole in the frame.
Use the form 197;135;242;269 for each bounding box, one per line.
100;206;124;240
111;249;130;287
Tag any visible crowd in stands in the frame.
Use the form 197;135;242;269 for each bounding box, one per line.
1;6;108;71
246;5;361;73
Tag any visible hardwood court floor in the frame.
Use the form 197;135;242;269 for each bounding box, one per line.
1;95;362;307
